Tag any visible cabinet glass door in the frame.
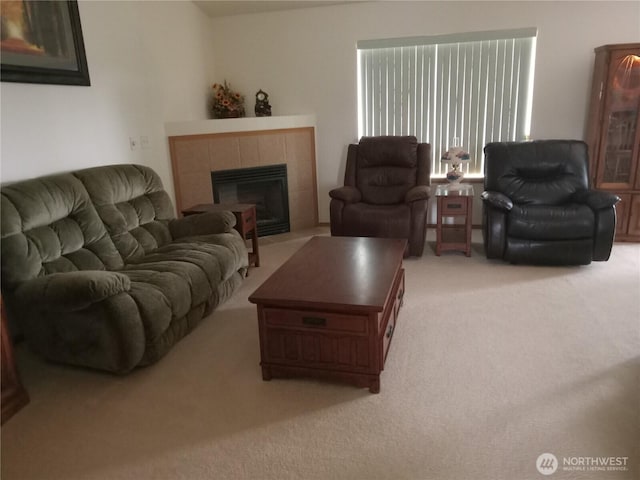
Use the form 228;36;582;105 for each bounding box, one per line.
598;52;640;189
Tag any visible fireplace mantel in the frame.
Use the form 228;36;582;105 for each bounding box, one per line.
165;114;316;137
166;114;318;232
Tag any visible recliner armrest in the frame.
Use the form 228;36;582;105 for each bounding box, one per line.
570;190;621;210
13;271;131;312
481;191;513;211
329;186;362;204
169;211;236;239
405;185;430;203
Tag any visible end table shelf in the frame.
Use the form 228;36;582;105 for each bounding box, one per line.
435;184;474;257
182;203;260;268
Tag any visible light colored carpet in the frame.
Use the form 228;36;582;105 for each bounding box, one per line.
2;228;639;480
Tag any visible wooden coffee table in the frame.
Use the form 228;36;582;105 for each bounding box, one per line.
248;236;406;393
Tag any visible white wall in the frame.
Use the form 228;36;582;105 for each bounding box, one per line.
209;1;640;222
0;0;215;206
2;1;638;223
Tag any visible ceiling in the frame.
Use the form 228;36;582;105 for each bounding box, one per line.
193;1;361;18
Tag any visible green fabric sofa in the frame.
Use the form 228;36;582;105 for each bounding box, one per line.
1;164;249;373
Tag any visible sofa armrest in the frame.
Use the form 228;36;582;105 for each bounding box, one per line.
329;186;362;204
10;271;144;373
13;271;131;312
481;191;514;211
571;190;621;210
169;211;236;239
405;185;430;203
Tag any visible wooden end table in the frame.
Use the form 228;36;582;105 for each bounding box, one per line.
182;203;260;268
248;236;406;393
435;183;474;257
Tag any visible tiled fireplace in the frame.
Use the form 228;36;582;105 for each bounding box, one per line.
211;164;290;236
166;115;317;231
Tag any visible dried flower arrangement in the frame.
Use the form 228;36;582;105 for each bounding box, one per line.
211;81;245;118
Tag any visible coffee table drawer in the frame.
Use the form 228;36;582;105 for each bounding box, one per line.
264;308;368;334
378;268;405;330
381;269;404;361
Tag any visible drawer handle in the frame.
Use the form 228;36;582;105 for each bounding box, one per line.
245;215;253;223
302;316;326;327
448;204;462;209
397;289;404;307
386;323;394;338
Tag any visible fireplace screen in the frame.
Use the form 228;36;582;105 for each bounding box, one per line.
211;164;290;237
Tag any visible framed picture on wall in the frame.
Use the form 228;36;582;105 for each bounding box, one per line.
0;0;90;86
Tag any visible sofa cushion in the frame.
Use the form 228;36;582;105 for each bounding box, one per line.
74;165;176;263
356;136;419;205
165;232;249;278
357;136;418;168
128;232;247;281
121;231;248;342
122;269;191;343
508;204;595;240
125;253;215;312
485;141;589;206
342;203;411;238
1;173;124;290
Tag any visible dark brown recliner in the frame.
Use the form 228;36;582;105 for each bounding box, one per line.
329;136;431;257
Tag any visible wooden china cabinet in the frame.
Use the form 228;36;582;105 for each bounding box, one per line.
586;43;640;241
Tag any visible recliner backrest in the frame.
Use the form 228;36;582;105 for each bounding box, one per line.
350;136;428;205
73;164;176;263
0;173;124;291
484;140;590;205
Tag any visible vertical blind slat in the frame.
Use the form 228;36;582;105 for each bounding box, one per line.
462;43;473;173
502;39;515;140
361;50;369;135
517;37;535;140
478;41;490;159
415;47;424;140
364;50;369;135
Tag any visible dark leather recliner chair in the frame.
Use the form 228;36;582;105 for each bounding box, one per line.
481;140;619;265
329;136;430;257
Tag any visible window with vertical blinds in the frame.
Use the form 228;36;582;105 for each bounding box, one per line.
357;28;537;176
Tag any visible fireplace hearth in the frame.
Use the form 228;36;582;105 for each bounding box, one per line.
211;164;290;237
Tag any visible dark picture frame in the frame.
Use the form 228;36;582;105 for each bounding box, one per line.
1;0;90;86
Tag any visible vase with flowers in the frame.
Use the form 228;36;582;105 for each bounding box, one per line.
211;81;245;118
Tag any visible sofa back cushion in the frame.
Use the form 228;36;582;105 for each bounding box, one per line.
484;140;590;206
1;173;124;291
73;164;176;263
355;136;419;205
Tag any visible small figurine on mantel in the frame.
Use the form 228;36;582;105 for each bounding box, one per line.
255;90;272;117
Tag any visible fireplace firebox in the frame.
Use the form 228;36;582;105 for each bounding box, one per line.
211;164;290;237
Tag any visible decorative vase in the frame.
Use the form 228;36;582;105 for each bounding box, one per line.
446;167;464;183
217;110;241;119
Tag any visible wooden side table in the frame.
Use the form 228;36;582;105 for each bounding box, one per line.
1;297;29;424
435;184;474;256
182;203;260;268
